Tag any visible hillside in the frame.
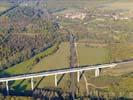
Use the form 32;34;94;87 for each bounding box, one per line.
0;0;133;100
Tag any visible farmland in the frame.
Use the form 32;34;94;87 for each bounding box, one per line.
2;42;110;75
1;41;133;91
0;2;11;12
77;43;109;66
0;0;133;99
1;42;109;90
31;42;70;72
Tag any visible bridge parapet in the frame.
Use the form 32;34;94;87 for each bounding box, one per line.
0;63;119;95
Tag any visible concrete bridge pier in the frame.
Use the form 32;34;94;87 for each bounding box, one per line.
6;81;9;95
55;75;57;87
77;71;80;82
31;77;34;90
95;68;100;77
77;71;83;82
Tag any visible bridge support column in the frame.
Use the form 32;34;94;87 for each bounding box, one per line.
95;68;100;77
77;71;80;82
55;75;57;87
31;77;34;90
6;81;9;95
77;71;83;82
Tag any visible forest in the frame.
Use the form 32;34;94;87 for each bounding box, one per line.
0;0;133;99
0;5;61;71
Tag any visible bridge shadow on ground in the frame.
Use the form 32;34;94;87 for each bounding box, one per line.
79;71;85;79
57;74;65;86
12;79;27;93
0;88;133;100
33;73;66;89
0;58;133;78
34;76;46;89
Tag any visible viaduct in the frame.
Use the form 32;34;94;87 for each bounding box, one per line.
0;60;132;95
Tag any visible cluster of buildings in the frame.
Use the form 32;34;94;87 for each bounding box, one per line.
55;10;87;20
55;8;133;22
65;12;86;20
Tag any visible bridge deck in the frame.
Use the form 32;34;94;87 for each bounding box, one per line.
0;60;132;83
0;63;117;82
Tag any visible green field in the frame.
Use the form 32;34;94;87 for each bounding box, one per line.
77;43;109;66
1;42;133;95
43;0;133;17
3;42;70;90
31;42;70;73
104;0;133;11
0;2;11;12
45;0;113;9
3;42;109;75
0;0;133;98
2;44;59;75
2;42;109;90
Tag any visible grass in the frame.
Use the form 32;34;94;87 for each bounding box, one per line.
0;2;11;12
104;0;133;11
0;6;7;12
30;42;70;88
1;42;133;94
44;0;133;18
77;43;109;66
88;75;121;87
2;42;70;90
31;42;70;73
4;42;108;90
85;73;133;93
2;44;59;75
83;60;133;93
118;77;133;92
0;0;133;96
45;0;116;9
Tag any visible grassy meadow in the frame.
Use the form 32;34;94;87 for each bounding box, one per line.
31;42;70;73
0;2;11;12
0;0;133;98
104;0;133;11
3;42;109;75
77;43;109;66
0;41;133;95
1;42;109;90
